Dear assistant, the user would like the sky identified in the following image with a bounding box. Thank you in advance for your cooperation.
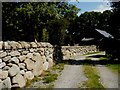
[69,1,112,16]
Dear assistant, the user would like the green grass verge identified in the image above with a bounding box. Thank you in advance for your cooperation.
[26,63,64,88]
[82,65,104,88]
[26,76,42,87]
[43,73,58,83]
[106,64,119,74]
[83,51,103,55]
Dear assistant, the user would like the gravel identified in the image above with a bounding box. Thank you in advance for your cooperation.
[96,65,118,88]
[54,64,87,88]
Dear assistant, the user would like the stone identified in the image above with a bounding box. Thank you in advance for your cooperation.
[0,41,3,50]
[9,51,20,56]
[47,58,53,68]
[3,56,11,62]
[32,53,41,61]
[0,81,3,90]
[19,63,25,69]
[12,73,26,88]
[0,79,2,83]
[19,41,30,49]
[29,48,34,52]
[30,42,37,48]
[26,53,33,59]
[7,63,14,67]
[24,58,34,70]
[20,70,25,75]
[8,64,20,77]
[18,55,26,62]
[2,77,11,88]
[9,41,17,49]
[24,71,34,80]
[33,58,43,76]
[0,70,8,79]
[43,62,49,70]
[0,62,6,69]
[22,50,29,55]
[0,59,2,63]
[4,42,10,49]
[10,57,19,64]
[41,56,46,63]
[0,52,7,58]
[3,66,10,70]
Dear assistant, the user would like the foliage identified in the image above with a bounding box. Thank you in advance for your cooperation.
[81,65,104,88]
[2,2,80,45]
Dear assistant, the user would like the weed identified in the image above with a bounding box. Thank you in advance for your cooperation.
[43,74,58,83]
[82,65,104,88]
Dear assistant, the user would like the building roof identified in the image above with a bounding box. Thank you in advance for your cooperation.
[81,38,95,41]
[95,29,114,39]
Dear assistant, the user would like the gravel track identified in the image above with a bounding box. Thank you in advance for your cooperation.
[54,65,87,88]
[96,65,118,88]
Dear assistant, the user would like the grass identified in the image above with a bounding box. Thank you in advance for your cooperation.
[51,63,64,71]
[43,73,58,83]
[25,62,65,88]
[84,51,103,55]
[26,76,42,87]
[81,65,104,88]
[99,56,119,73]
[106,64,119,74]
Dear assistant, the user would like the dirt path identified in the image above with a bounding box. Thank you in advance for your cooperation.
[54,65,87,88]
[54,52,118,88]
[96,65,118,88]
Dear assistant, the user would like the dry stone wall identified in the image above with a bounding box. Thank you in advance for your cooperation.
[0,41,98,89]
[0,41,54,89]
[62,45,98,59]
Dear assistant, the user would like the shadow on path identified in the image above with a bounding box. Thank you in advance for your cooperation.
[62,59,118,66]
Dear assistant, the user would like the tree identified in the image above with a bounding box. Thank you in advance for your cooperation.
[2,2,80,45]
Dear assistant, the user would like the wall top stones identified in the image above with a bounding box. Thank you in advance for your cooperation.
[0,41,53,50]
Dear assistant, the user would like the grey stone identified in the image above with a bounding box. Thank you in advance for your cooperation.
[19,63,25,69]
[0,62,6,69]
[8,64,20,77]
[33,58,43,76]
[19,41,30,49]
[41,56,46,63]
[7,63,13,67]
[0,81,3,90]
[9,51,20,56]
[26,53,33,59]
[0,59,2,63]
[0,70,8,79]
[3,66,10,70]
[43,62,49,70]
[18,55,26,62]
[0,79,2,83]
[24,71,34,80]
[29,48,34,52]
[16,42,22,49]
[47,58,53,68]
[20,70,25,75]
[12,73,26,88]
[0,52,7,58]
[4,42,10,49]
[24,58,34,70]
[0,41,3,50]
[30,42,37,48]
[22,51,29,55]
[10,57,19,64]
[2,77,11,88]
[32,53,41,61]
[3,56,11,62]
[9,41,17,49]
